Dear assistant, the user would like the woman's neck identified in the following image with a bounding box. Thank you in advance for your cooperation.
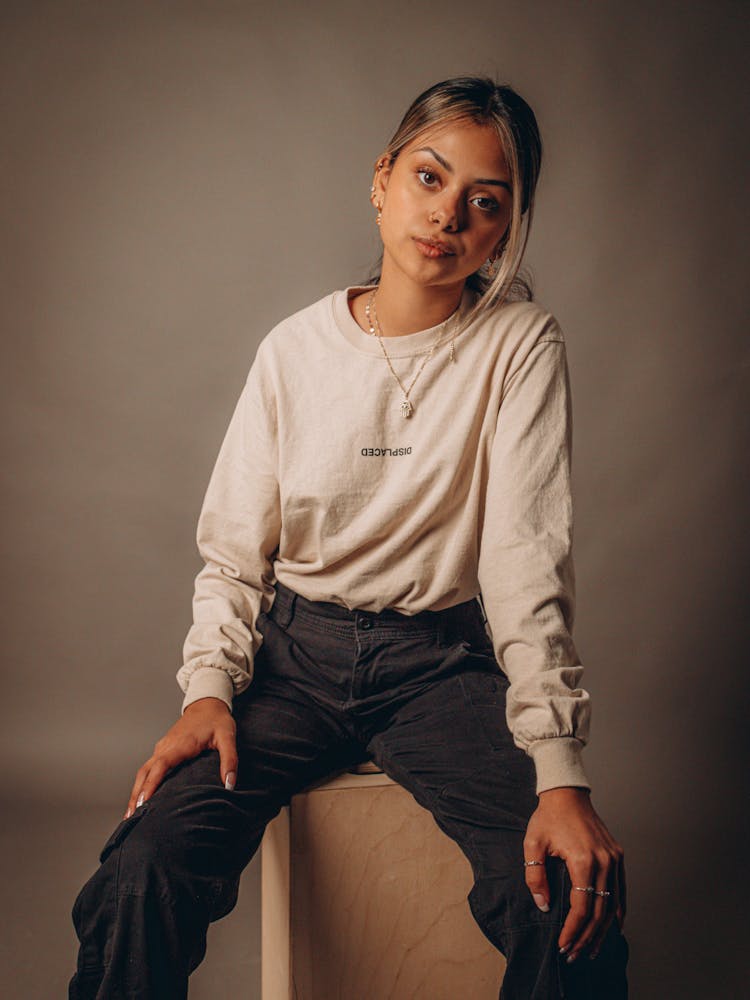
[354,259,466,337]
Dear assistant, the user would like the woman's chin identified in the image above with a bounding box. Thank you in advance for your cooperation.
[381,245,473,290]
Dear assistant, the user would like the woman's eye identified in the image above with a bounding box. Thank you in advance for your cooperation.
[472,196,499,212]
[416,169,439,187]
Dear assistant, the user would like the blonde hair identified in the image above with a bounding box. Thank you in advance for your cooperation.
[365,76,543,335]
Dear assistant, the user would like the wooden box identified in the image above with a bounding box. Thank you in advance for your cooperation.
[261,761,505,999]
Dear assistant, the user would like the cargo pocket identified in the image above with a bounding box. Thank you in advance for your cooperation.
[458,669,513,751]
[98,804,149,864]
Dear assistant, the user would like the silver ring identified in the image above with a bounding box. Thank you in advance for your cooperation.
[523,860,544,867]
[594,889,612,898]
[572,885,596,893]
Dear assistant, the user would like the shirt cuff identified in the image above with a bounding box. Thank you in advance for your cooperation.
[528,737,591,794]
[180,666,235,715]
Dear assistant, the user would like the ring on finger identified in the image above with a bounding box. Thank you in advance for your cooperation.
[572,885,596,893]
[523,860,544,867]
[594,889,612,897]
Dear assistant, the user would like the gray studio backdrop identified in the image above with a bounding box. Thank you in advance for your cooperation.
[1,2,746,997]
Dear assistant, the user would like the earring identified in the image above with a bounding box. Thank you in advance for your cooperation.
[376,202,382,226]
[486,256,498,276]
[370,159,384,199]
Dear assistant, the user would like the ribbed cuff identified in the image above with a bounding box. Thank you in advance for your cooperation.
[528,737,591,794]
[180,667,234,715]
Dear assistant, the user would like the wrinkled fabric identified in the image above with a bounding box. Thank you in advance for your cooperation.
[72,582,627,998]
[178,285,591,792]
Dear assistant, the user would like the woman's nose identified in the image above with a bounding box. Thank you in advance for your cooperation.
[430,193,464,231]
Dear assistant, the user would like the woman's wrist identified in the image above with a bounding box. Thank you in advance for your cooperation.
[537,785,592,802]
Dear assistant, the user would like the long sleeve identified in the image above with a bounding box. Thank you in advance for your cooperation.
[477,328,591,794]
[176,343,281,714]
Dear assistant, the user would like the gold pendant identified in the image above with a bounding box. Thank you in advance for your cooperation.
[401,398,413,418]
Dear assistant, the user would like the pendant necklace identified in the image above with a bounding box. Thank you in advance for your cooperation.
[364,289,458,418]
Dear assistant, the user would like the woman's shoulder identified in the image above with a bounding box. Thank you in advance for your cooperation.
[242,290,339,383]
[260,289,337,349]
[466,296,566,383]
[486,296,565,346]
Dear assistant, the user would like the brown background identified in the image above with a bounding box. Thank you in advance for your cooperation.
[1,1,747,996]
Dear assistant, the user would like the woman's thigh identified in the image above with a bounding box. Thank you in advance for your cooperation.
[360,659,575,974]
[70,653,368,996]
[364,659,537,853]
[95,658,366,902]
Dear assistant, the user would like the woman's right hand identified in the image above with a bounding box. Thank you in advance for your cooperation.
[124,697,239,819]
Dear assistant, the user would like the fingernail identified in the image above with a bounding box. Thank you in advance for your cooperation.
[125,808,132,819]
[532,893,549,912]
[559,944,570,955]
[566,952,578,964]
[224,771,236,791]
[136,793,145,808]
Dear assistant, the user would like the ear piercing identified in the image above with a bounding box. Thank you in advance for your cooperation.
[370,187,382,224]
[487,240,510,275]
[370,160,385,194]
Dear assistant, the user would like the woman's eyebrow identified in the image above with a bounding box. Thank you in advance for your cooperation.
[413,146,512,193]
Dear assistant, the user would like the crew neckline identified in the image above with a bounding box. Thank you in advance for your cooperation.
[332,284,476,358]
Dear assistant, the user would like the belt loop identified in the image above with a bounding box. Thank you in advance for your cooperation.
[476,591,488,625]
[287,588,298,628]
[273,581,297,630]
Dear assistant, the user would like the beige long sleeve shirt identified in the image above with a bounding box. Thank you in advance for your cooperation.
[177,284,592,793]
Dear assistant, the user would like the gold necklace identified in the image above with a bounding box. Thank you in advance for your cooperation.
[364,289,458,418]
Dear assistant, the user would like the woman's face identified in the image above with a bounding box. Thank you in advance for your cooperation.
[372,118,513,293]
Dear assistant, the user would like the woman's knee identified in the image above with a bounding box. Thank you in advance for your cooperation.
[467,854,568,944]
[92,755,227,889]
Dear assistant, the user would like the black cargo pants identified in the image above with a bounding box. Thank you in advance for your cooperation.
[69,580,628,998]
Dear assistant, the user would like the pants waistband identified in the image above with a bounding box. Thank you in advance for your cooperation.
[270,579,486,634]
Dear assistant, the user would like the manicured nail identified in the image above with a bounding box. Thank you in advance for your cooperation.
[136,793,145,808]
[532,893,549,912]
[224,771,236,791]
[559,944,570,955]
[566,952,578,964]
[125,808,132,819]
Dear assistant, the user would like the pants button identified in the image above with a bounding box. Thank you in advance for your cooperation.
[359,618,372,630]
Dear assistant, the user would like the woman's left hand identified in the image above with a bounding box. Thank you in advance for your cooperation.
[522,786,626,963]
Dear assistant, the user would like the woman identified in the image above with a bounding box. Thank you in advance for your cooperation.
[69,76,629,998]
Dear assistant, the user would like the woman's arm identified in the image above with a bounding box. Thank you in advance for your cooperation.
[124,346,281,817]
[478,325,590,792]
[477,319,625,959]
[177,342,282,713]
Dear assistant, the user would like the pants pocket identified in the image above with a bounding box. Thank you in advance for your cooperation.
[98,804,149,864]
[458,669,513,751]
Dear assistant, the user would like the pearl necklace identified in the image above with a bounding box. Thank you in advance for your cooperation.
[364,289,458,418]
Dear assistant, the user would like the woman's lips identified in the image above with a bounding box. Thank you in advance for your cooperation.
[413,237,456,258]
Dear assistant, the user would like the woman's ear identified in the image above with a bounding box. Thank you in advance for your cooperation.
[492,224,511,258]
[370,153,393,208]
